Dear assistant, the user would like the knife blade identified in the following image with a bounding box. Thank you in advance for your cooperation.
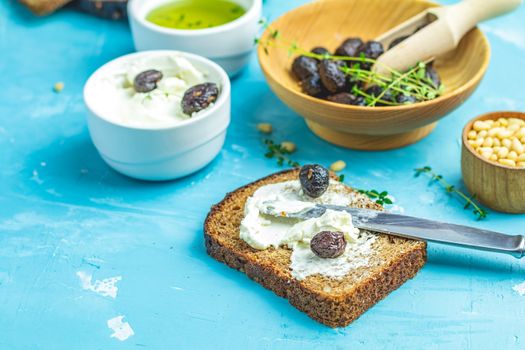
[286,204,525,258]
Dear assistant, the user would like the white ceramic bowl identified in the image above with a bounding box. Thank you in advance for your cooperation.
[84,50,231,181]
[128,0,262,77]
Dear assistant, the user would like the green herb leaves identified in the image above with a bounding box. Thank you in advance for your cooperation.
[264,139,300,168]
[414,166,488,220]
[357,189,393,206]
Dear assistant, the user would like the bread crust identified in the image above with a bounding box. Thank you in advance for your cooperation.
[204,169,426,327]
[19,0,72,15]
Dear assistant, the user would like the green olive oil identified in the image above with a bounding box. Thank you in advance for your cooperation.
[146,0,246,30]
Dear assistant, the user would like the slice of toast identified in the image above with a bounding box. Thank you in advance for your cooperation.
[204,169,426,327]
[19,0,72,16]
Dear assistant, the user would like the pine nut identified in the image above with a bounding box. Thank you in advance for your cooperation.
[509,118,525,126]
[516,127,525,139]
[330,160,346,172]
[481,152,492,159]
[482,137,493,147]
[53,82,64,93]
[497,147,509,159]
[473,121,490,131]
[512,139,524,154]
[499,159,516,167]
[257,123,273,134]
[280,141,296,153]
[497,129,512,139]
[488,127,501,137]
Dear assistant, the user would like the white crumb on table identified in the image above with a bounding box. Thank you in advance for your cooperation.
[77,271,121,299]
[512,281,525,296]
[107,316,134,341]
[30,170,43,185]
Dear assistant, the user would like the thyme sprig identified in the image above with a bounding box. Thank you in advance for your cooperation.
[264,139,300,167]
[414,166,488,220]
[356,189,393,206]
[261,134,393,205]
[256,24,444,107]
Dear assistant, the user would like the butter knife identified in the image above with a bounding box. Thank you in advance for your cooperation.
[264,204,525,258]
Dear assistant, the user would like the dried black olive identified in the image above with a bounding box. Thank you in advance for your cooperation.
[346,75,364,92]
[299,164,329,198]
[396,94,418,104]
[134,69,163,93]
[76,0,128,20]
[311,47,330,60]
[388,35,410,50]
[352,95,367,106]
[425,65,441,88]
[300,74,325,97]
[335,37,363,57]
[319,60,346,93]
[310,231,346,259]
[181,82,219,115]
[365,85,394,106]
[292,56,319,81]
[357,41,384,70]
[326,92,365,106]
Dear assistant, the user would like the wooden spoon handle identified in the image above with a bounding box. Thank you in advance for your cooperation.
[432,0,523,44]
[373,0,522,76]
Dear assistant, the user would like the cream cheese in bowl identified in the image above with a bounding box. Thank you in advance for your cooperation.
[94,53,215,128]
[84,50,231,181]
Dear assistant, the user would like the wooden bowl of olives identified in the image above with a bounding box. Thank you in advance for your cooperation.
[257,0,490,150]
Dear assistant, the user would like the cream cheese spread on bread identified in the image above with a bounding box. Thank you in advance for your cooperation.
[240,180,376,280]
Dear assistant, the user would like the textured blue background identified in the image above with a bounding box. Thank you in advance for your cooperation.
[1,0,525,349]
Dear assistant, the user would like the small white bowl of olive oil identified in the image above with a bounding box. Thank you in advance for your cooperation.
[128,0,262,77]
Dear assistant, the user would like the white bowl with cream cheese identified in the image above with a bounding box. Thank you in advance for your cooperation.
[128,0,262,77]
[84,50,230,181]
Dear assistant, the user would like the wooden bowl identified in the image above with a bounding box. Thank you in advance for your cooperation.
[258,0,491,150]
[461,112,525,214]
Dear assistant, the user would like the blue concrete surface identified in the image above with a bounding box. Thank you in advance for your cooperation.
[1,0,525,349]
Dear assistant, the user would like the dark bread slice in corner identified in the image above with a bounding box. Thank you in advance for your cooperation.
[204,169,427,327]
[19,0,72,15]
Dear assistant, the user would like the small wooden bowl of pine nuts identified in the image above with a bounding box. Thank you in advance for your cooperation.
[461,111,525,213]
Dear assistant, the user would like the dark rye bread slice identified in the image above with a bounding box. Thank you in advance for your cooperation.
[204,169,426,327]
